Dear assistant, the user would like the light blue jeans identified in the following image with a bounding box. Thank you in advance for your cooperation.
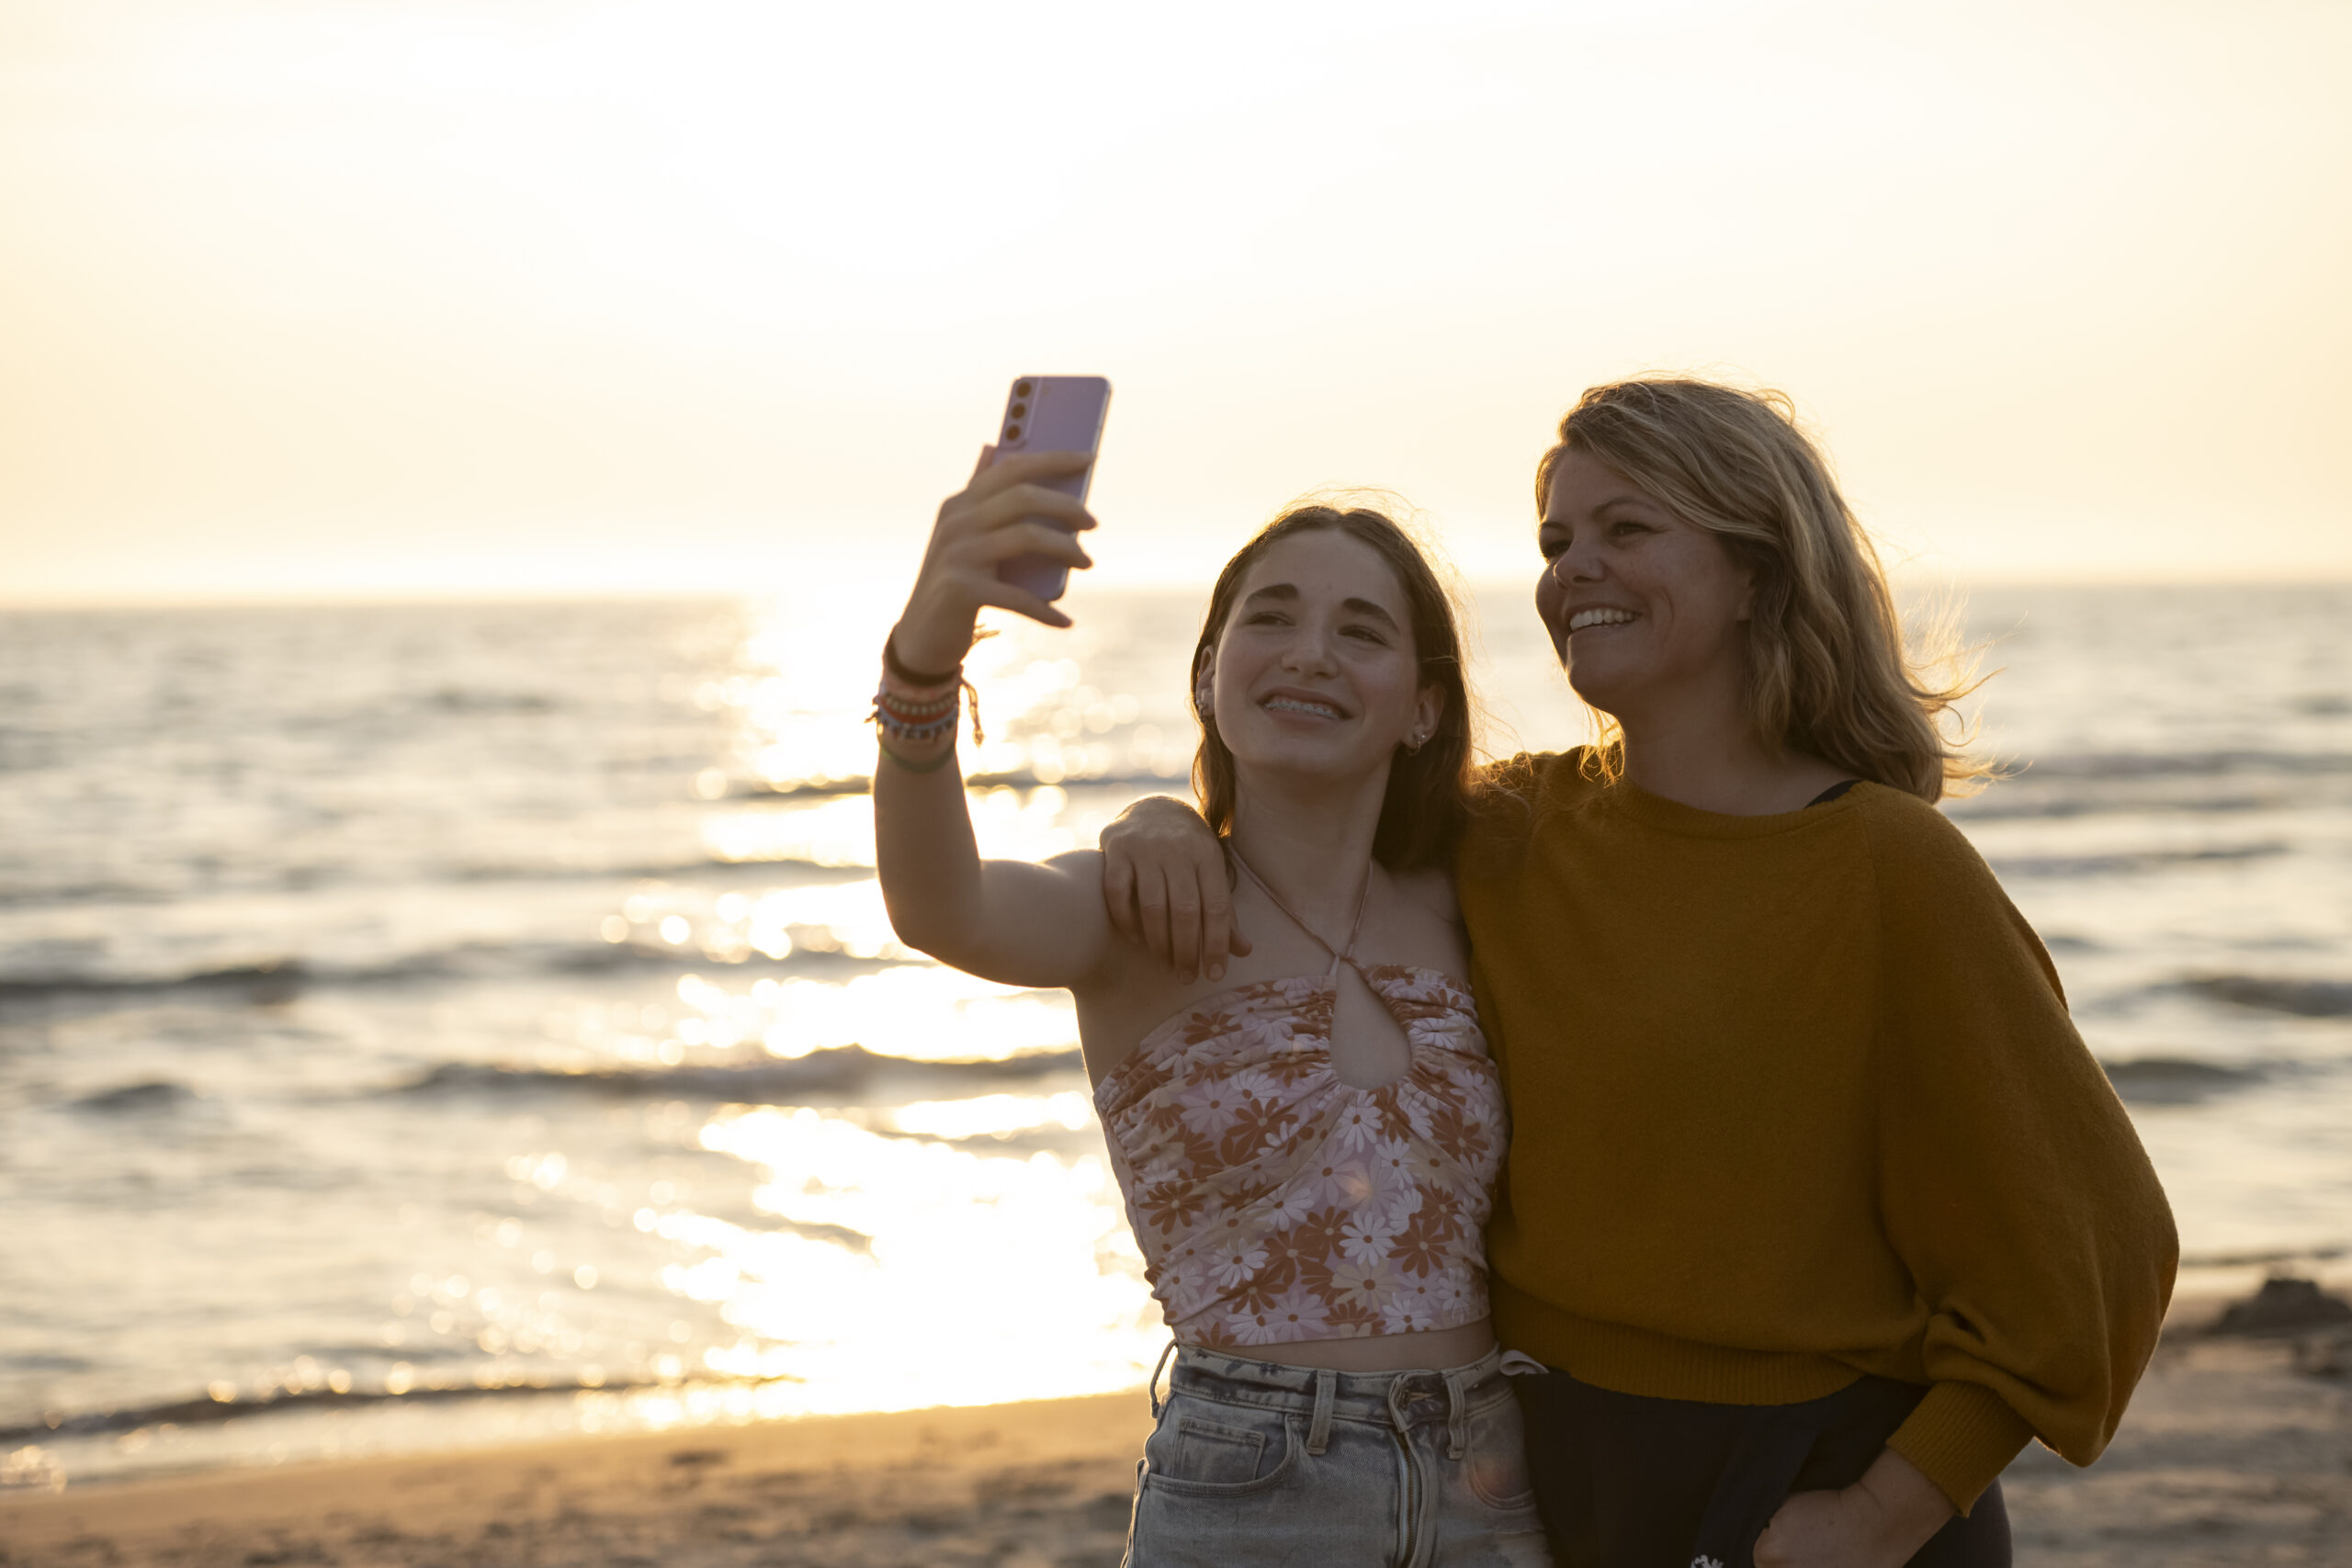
[1123,1344,1555,1567]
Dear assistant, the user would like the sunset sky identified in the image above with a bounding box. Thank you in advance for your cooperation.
[4,0,2347,603]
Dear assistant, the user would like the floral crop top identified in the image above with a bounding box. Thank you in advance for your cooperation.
[1092,964,1508,1348]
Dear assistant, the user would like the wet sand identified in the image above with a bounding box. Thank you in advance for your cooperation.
[6,1311,2348,1566]
[0,1393,1152,1568]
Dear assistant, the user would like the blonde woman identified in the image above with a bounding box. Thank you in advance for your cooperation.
[873,446,1551,1565]
[1103,379,2177,1568]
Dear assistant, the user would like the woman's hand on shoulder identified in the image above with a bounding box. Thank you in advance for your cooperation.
[1100,796,1250,985]
[891,446,1099,673]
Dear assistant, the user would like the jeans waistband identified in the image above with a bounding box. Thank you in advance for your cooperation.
[1151,1343,1524,1461]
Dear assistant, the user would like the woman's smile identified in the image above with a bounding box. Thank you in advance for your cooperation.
[1536,448,1753,722]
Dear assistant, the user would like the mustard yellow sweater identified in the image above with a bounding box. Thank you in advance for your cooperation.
[1457,753,2177,1511]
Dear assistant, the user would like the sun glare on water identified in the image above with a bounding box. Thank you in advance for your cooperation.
[680,1108,1159,1415]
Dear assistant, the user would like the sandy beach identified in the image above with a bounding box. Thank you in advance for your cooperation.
[7,1294,2348,1568]
[1,1392,1152,1567]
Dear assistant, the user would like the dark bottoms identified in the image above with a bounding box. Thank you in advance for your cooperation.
[1513,1369,2011,1568]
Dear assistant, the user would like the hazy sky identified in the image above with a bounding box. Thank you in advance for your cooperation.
[4,0,2347,603]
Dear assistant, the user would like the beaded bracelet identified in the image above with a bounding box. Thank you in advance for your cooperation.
[873,685,958,734]
[870,649,985,747]
[873,696,959,743]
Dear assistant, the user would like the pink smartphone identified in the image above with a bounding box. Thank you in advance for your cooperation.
[993,375,1111,603]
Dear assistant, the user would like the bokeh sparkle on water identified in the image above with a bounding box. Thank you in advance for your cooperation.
[1,583,2347,1491]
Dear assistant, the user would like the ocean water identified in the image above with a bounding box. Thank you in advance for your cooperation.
[1,582,2347,1494]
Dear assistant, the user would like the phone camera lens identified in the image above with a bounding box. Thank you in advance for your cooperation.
[1011,401,1029,419]
[1005,423,1023,441]
[1013,379,1034,397]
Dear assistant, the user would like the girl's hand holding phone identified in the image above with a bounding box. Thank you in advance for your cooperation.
[891,446,1098,676]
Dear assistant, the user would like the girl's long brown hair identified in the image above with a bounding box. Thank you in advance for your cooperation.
[1535,378,1987,801]
[1190,504,1477,869]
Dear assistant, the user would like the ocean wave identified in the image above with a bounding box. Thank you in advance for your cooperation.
[2039,933,2103,953]
[1949,792,2289,823]
[2099,1055,2268,1104]
[748,766,1185,799]
[1944,750,2352,821]
[447,855,867,886]
[0,1371,653,1447]
[0,960,315,1005]
[388,1043,1082,1102]
[0,879,177,908]
[1987,842,2287,878]
[0,851,866,908]
[69,1079,198,1114]
[422,686,560,716]
[2006,750,2352,781]
[2185,975,2352,1019]
[2177,1241,2350,1270]
[0,939,910,1010]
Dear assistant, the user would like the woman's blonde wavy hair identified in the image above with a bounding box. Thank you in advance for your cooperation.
[1535,378,1987,802]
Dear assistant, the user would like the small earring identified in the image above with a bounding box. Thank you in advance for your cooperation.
[1404,732,1426,754]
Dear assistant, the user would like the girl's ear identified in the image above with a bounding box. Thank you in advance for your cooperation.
[1413,682,1445,747]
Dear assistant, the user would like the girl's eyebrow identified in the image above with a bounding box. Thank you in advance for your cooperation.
[1241,582,1401,632]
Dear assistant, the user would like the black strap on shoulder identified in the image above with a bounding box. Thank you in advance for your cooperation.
[1805,779,1861,807]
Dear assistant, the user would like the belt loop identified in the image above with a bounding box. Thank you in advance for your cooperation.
[1306,1369,1337,1456]
[1442,1366,1473,1460]
[1147,1339,1178,1420]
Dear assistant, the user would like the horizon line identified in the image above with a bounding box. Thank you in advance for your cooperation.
[4,570,2349,613]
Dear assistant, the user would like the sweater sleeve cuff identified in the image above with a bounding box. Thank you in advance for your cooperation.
[1885,1381,2037,1514]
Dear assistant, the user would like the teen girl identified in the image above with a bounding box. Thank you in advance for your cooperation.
[870,446,1553,1567]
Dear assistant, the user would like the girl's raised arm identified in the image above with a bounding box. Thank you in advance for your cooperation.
[872,447,1113,989]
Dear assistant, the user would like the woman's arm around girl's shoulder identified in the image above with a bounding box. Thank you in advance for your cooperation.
[1851,783,2177,1512]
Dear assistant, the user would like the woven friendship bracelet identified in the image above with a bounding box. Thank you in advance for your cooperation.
[875,683,958,713]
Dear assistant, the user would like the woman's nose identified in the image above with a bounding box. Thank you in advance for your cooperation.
[1556,545,1602,584]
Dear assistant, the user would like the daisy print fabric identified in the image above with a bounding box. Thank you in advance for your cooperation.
[1094,965,1507,1348]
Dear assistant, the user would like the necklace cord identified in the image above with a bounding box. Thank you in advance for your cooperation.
[1224,842,1372,978]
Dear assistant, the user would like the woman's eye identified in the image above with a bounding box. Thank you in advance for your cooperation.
[1343,626,1387,644]
[1538,536,1568,559]
[1610,520,1651,539]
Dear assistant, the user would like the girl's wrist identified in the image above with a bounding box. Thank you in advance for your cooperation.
[888,610,970,680]
[885,627,966,687]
